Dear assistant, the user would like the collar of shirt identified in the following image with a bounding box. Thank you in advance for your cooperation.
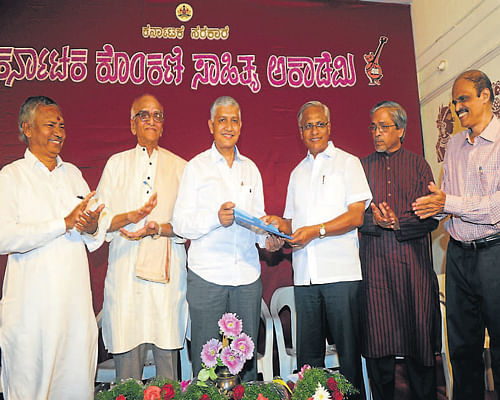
[465,115,500,144]
[306,140,335,162]
[375,147,403,159]
[24,148,64,172]
[135,143,158,160]
[209,141,242,165]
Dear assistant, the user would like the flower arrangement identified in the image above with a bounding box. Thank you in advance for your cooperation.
[95,377,187,400]
[181,379,227,400]
[198,313,255,381]
[94,365,359,400]
[233,382,287,400]
[291,366,359,400]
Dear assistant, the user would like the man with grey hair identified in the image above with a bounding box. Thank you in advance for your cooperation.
[173,96,278,381]
[414,70,500,399]
[0,96,104,399]
[96,94,188,382]
[263,100,371,395]
[359,101,440,400]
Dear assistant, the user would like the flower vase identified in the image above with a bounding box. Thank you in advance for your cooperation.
[215,365,241,397]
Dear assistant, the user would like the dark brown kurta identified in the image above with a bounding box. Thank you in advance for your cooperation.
[359,148,441,366]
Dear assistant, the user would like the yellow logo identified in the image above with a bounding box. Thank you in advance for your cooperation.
[176,3,193,22]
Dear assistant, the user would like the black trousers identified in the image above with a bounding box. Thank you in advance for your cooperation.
[446,239,500,400]
[294,281,364,397]
[366,356,436,400]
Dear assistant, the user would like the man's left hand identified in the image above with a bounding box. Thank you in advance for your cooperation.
[412,181,446,219]
[265,235,284,252]
[75,203,105,234]
[372,202,400,230]
[120,221,159,240]
[288,225,318,247]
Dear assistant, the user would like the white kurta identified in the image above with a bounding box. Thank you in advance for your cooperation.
[0,149,99,400]
[96,145,188,353]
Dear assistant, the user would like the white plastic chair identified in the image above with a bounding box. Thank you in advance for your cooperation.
[180,314,193,381]
[439,286,453,400]
[179,339,193,381]
[257,299,274,381]
[269,286,339,378]
[269,286,371,398]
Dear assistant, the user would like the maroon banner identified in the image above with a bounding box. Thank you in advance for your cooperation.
[0,0,420,311]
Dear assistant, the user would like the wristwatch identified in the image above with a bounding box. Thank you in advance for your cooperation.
[152,224,162,239]
[319,223,326,239]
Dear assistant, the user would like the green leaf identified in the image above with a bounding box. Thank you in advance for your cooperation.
[209,368,218,380]
[198,368,211,382]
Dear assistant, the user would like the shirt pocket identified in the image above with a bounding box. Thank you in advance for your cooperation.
[316,172,346,218]
[236,184,256,213]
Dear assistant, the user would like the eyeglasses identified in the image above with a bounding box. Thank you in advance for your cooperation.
[369,124,396,133]
[301,121,329,131]
[133,110,164,123]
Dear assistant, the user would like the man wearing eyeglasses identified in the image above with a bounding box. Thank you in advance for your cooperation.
[263,101,371,396]
[96,94,188,381]
[172,96,280,381]
[413,70,500,400]
[359,101,440,400]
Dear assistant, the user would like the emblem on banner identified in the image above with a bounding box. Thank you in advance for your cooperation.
[363,36,388,86]
[435,80,500,162]
[176,3,193,22]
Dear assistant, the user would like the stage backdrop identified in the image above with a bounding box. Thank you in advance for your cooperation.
[0,0,421,312]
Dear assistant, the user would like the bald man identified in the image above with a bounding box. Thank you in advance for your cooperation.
[96,94,188,381]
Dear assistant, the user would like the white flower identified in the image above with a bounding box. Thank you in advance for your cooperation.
[313,383,331,400]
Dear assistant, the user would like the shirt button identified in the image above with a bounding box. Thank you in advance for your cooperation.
[387,166,390,170]
[147,176,150,180]
[147,190,150,194]
[388,180,391,184]
[388,193,392,197]
[143,148,146,151]
[149,162,152,166]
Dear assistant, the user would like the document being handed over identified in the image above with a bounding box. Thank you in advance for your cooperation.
[233,207,293,240]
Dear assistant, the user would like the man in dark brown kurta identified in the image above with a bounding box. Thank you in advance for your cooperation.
[359,101,441,400]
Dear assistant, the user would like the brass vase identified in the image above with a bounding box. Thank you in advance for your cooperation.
[215,365,241,397]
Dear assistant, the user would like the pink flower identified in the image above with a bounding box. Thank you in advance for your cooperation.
[201,338,222,368]
[231,333,255,360]
[180,380,191,393]
[233,384,245,400]
[218,313,242,337]
[200,394,210,400]
[144,385,162,400]
[161,383,175,400]
[220,346,245,375]
[298,364,311,380]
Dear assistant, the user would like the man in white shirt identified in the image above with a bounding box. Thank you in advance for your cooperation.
[96,94,188,381]
[264,101,372,394]
[172,96,276,381]
[0,96,104,399]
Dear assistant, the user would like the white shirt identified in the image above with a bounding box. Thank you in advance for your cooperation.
[0,149,98,400]
[172,143,266,286]
[283,141,372,285]
[96,145,188,353]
